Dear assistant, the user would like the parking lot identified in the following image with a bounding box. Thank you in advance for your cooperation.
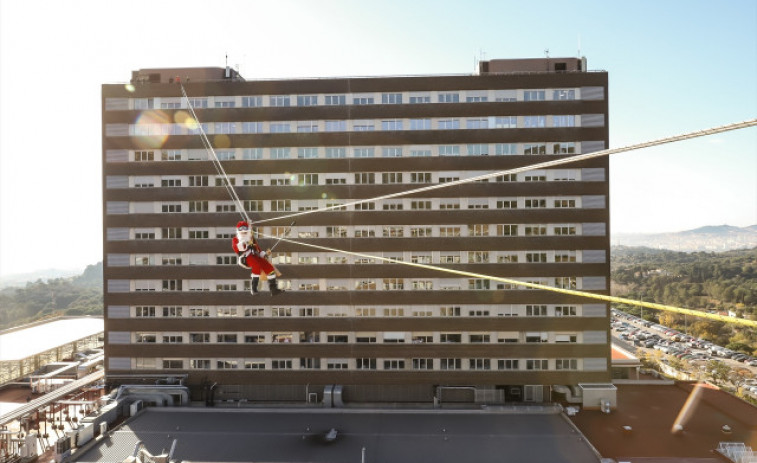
[610,308,757,397]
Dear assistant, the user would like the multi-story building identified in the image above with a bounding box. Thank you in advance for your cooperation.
[102,57,610,404]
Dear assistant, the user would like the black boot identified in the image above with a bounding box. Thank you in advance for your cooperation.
[269,279,283,296]
[250,277,260,295]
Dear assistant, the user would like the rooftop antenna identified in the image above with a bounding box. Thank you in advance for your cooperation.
[544,48,550,58]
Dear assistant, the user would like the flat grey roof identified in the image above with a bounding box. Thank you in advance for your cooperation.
[74,407,601,463]
[0,317,103,361]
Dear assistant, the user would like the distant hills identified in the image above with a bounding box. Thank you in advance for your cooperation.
[612,225,757,252]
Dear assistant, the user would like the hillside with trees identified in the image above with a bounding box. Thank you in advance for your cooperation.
[611,246,756,353]
[0,262,103,329]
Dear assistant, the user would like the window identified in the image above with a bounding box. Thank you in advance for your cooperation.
[469,279,490,290]
[297,95,318,106]
[498,359,519,370]
[410,148,432,157]
[353,96,375,105]
[469,334,490,343]
[382,93,402,104]
[470,359,491,370]
[325,120,346,132]
[161,227,182,239]
[556,359,578,370]
[440,358,461,370]
[135,306,155,317]
[162,306,183,317]
[438,92,459,103]
[383,278,404,290]
[466,95,488,102]
[553,89,575,100]
[160,178,179,187]
[525,198,547,208]
[135,150,154,162]
[438,145,460,156]
[411,280,433,290]
[271,360,293,369]
[297,148,319,159]
[439,227,460,237]
[189,175,208,187]
[190,332,210,343]
[498,253,518,263]
[467,118,489,129]
[188,229,209,239]
[526,253,547,263]
[326,147,346,158]
[440,200,460,209]
[270,95,290,107]
[383,201,403,211]
[162,279,182,291]
[353,121,375,132]
[382,226,404,237]
[355,173,375,184]
[526,305,548,316]
[353,147,374,157]
[382,172,402,184]
[381,120,403,131]
[215,122,236,134]
[555,277,577,289]
[526,359,548,370]
[468,251,489,263]
[524,116,546,128]
[383,360,405,370]
[412,358,433,370]
[269,123,291,133]
[241,96,263,107]
[244,360,266,369]
[163,359,183,369]
[524,226,547,236]
[524,144,546,155]
[553,115,575,127]
[355,280,377,290]
[468,224,489,236]
[410,172,432,183]
[410,201,432,210]
[496,200,517,209]
[553,142,576,154]
[271,200,291,212]
[382,147,403,158]
[162,334,183,343]
[524,90,545,101]
[324,95,346,105]
[555,306,577,316]
[189,307,209,317]
[440,253,460,263]
[326,226,348,238]
[356,358,376,370]
[467,144,489,155]
[438,119,460,130]
[409,119,432,130]
[554,226,577,236]
[524,175,546,182]
[495,116,517,129]
[410,227,432,237]
[217,333,238,343]
[354,228,375,238]
[245,200,263,211]
[297,121,319,132]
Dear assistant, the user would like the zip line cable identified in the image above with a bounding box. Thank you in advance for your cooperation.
[254,118,757,224]
[257,234,757,329]
[179,84,250,224]
[176,83,756,326]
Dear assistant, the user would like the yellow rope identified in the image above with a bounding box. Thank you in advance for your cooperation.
[263,235,757,329]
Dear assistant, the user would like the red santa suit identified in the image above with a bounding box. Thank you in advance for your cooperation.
[232,221,281,295]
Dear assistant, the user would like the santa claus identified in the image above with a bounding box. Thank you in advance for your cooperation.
[232,221,282,295]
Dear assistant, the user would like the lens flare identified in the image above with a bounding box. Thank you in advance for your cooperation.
[671,382,705,433]
[214,134,231,149]
[134,110,171,149]
[124,84,135,93]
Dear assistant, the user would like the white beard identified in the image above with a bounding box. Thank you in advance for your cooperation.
[237,230,251,242]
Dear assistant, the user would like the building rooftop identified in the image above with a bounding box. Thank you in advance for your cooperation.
[0,317,103,361]
[74,406,602,463]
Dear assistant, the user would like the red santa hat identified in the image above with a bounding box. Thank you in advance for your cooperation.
[236,221,250,230]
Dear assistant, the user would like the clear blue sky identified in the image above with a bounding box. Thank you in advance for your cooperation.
[0,0,755,277]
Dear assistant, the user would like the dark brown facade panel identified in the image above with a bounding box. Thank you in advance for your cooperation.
[103,290,606,309]
[104,368,610,386]
[105,315,607,333]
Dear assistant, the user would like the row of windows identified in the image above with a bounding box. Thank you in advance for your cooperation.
[127,249,591,267]
[130,304,583,318]
[122,197,590,215]
[125,168,588,188]
[131,357,583,371]
[124,115,587,138]
[121,276,591,292]
[118,223,596,241]
[124,141,583,162]
[120,88,584,111]
[131,330,583,344]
